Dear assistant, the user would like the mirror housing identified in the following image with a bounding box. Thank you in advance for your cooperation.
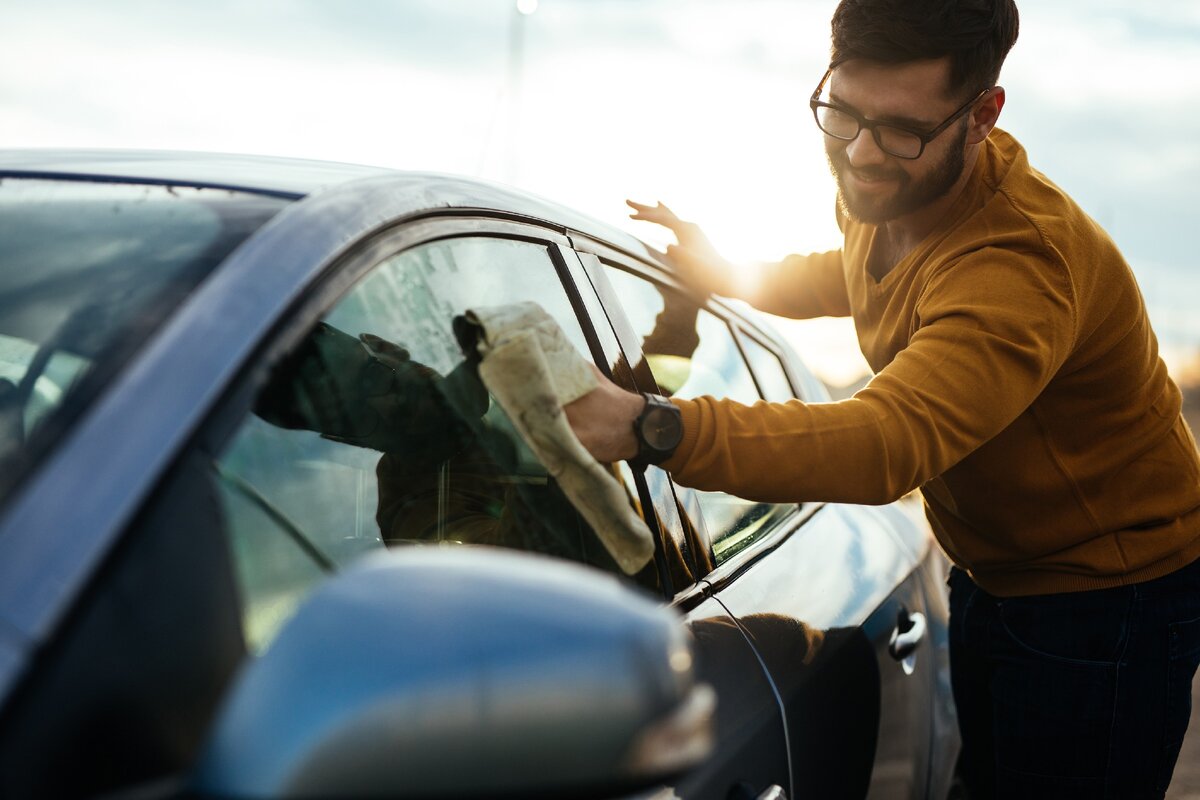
[192,547,713,798]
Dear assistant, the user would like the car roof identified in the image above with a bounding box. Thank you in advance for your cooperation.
[0,147,792,374]
[0,149,393,199]
[0,148,660,263]
[0,148,796,359]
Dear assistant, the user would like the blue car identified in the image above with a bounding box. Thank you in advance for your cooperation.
[0,150,959,799]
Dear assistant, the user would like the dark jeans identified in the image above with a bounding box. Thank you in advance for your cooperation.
[949,559,1200,799]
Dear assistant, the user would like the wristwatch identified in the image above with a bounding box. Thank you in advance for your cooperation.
[631,392,684,469]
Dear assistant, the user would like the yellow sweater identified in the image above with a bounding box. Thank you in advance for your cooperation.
[663,129,1200,596]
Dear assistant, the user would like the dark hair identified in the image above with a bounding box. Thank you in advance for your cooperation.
[830,0,1019,99]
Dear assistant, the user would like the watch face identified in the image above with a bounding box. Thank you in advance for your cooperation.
[642,405,683,450]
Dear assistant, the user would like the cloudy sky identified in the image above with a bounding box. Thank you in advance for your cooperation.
[4,0,1197,383]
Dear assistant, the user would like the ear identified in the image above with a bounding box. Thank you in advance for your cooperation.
[967,87,1005,145]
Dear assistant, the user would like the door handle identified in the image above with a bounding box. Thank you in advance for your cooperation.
[888,610,927,661]
[727,782,788,800]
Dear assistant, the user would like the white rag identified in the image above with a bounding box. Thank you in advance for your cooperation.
[465,302,655,575]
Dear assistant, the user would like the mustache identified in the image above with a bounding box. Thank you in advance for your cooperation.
[827,150,905,183]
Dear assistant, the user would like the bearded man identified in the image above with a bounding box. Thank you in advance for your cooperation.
[565,0,1200,797]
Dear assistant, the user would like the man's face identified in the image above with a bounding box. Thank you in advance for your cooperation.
[822,59,972,225]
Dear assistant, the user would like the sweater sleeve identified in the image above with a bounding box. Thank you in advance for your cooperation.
[662,248,1077,504]
[740,249,851,319]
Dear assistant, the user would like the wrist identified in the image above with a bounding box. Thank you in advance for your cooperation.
[618,390,645,461]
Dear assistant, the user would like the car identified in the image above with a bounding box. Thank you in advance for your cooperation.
[0,149,959,799]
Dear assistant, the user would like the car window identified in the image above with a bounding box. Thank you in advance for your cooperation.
[0,179,289,505]
[601,266,795,565]
[214,236,659,652]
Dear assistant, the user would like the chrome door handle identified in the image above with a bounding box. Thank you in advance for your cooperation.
[728,782,788,800]
[888,610,927,661]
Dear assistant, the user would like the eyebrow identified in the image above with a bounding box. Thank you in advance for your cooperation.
[827,91,934,130]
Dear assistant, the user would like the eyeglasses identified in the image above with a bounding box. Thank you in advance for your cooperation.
[809,69,992,160]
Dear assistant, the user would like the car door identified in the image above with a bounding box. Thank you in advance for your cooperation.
[195,216,791,799]
[577,245,940,799]
[562,247,792,800]
[736,322,953,799]
[727,324,939,799]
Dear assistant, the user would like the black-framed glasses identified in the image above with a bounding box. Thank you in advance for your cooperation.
[809,69,992,160]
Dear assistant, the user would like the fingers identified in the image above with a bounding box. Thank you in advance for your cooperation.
[627,199,676,223]
[625,198,656,216]
[626,199,682,229]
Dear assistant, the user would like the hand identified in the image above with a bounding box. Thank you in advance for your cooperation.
[563,365,645,464]
[626,199,737,296]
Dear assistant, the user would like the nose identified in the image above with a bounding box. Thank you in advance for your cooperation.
[844,127,887,168]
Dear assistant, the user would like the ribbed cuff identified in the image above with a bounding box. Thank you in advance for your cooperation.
[660,397,702,476]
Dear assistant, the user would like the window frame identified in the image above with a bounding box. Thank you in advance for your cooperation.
[568,238,822,588]
[195,214,683,598]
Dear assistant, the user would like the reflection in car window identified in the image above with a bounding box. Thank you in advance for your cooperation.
[215,237,658,652]
[0,179,289,506]
[602,266,794,565]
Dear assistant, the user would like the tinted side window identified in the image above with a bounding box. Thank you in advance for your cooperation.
[602,266,794,565]
[215,236,657,652]
[739,333,797,403]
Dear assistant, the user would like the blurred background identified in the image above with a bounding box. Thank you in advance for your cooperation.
[4,0,1198,400]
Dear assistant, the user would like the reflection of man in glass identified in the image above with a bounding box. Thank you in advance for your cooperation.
[615,286,702,396]
[253,321,679,586]
[255,321,551,550]
[565,1,1200,796]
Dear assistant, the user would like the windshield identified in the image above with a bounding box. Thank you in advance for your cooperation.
[0,177,290,503]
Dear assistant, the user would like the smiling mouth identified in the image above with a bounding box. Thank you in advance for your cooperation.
[848,169,899,185]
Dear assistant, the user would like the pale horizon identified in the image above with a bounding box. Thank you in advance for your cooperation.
[5,0,1197,385]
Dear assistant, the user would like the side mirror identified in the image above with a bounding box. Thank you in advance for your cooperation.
[192,547,714,798]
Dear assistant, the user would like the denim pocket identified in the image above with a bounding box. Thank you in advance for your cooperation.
[990,632,1120,782]
[998,591,1133,666]
[1169,614,1200,661]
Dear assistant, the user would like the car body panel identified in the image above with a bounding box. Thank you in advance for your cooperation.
[709,502,946,799]
[672,595,792,799]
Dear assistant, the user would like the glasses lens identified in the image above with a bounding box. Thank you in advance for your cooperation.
[876,126,923,159]
[815,106,858,140]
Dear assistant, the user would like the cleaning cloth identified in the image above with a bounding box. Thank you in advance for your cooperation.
[464,301,655,575]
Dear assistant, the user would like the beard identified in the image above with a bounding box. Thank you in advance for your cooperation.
[827,121,969,225]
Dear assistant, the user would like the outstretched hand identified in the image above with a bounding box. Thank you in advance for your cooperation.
[626,199,737,297]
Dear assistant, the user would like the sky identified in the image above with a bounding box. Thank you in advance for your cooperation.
[3,0,1198,385]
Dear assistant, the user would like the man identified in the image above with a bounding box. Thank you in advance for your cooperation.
[565,0,1200,797]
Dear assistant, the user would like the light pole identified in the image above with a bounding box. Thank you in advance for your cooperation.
[504,0,538,184]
